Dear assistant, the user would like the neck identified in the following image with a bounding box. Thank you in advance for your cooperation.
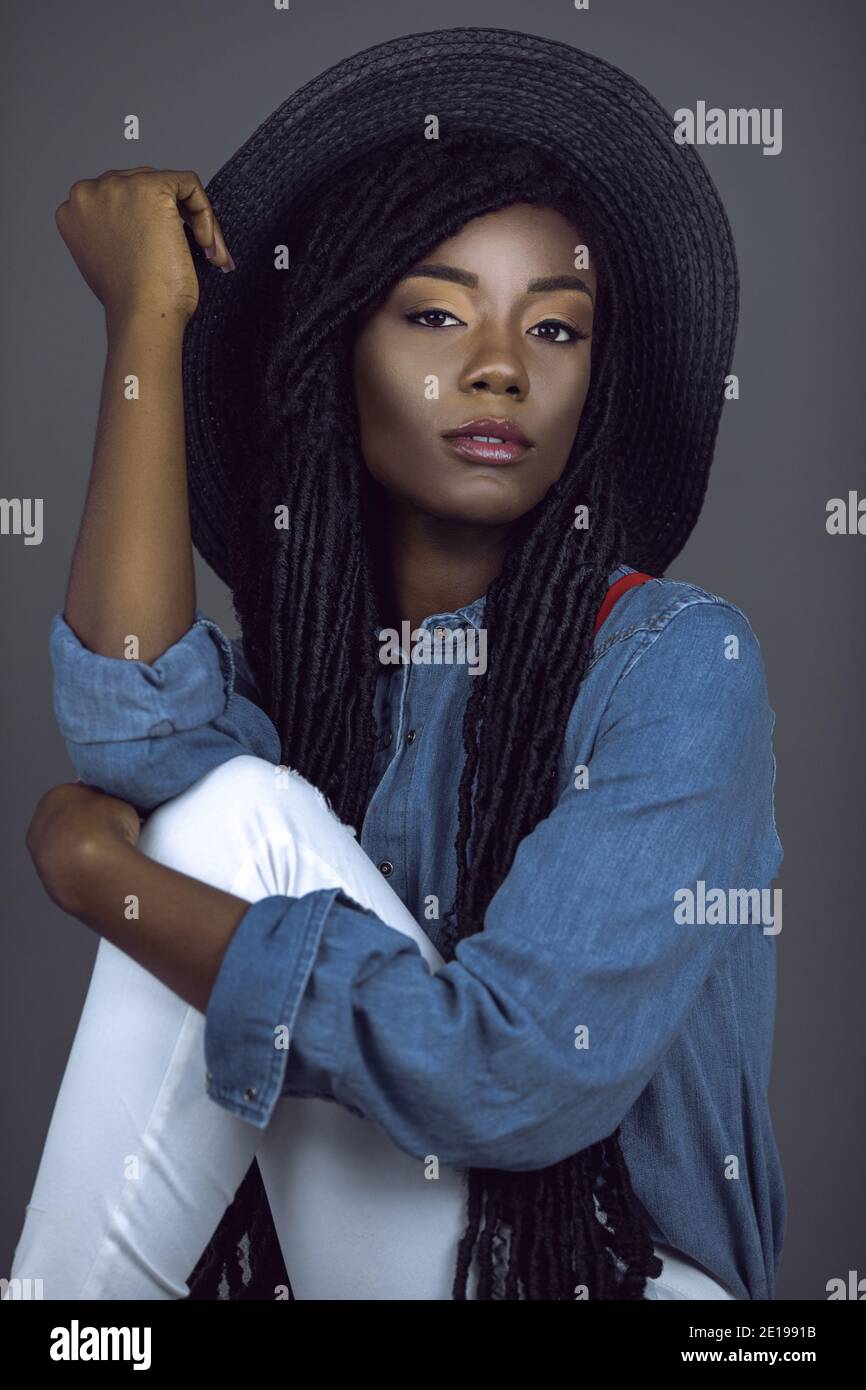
[375,497,514,634]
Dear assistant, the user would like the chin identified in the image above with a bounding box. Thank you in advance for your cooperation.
[416,472,536,522]
[419,490,531,527]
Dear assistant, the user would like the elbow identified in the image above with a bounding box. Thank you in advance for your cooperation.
[63,736,240,814]
[59,707,280,813]
[63,741,179,813]
[420,1057,638,1174]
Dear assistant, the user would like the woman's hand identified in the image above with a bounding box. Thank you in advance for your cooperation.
[26,782,249,1013]
[54,167,234,327]
[26,782,143,915]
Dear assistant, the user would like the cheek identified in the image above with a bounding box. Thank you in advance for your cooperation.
[547,355,592,447]
[353,327,418,433]
[353,345,433,494]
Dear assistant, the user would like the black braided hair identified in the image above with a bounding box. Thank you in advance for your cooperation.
[187,128,664,1301]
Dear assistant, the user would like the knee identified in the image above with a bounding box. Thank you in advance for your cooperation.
[137,754,357,889]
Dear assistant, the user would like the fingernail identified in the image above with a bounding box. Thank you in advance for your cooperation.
[220,253,236,273]
[205,238,218,260]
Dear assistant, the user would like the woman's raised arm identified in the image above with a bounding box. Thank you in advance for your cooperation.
[56,167,233,663]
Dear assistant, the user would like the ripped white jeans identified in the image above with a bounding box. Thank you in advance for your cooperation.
[5,755,735,1301]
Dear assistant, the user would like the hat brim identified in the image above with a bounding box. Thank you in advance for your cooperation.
[182,25,738,584]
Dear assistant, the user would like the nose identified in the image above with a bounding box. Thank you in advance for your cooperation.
[457,334,530,399]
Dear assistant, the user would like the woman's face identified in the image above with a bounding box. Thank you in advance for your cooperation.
[351,201,597,527]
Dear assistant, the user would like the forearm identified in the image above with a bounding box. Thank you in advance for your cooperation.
[66,835,249,1014]
[64,306,195,663]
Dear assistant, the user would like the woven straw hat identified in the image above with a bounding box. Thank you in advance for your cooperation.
[181,25,738,584]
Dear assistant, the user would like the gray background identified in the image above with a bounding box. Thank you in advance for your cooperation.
[2,0,863,1301]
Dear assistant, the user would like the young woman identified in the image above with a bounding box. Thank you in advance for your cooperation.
[7,29,784,1301]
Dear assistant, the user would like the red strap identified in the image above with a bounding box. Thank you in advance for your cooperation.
[593,571,655,637]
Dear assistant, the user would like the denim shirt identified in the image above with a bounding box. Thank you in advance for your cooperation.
[48,564,785,1301]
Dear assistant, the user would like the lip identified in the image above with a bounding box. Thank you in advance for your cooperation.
[441,416,534,465]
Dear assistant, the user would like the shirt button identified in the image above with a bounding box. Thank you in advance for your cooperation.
[406,729,417,745]
[379,860,394,877]
[243,1086,258,1101]
[148,719,175,737]
[382,731,393,747]
[206,1071,213,1084]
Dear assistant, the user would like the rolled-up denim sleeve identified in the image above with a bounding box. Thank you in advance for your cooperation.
[204,600,783,1170]
[49,607,281,811]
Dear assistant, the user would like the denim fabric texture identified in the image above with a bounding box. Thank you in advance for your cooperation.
[48,563,785,1301]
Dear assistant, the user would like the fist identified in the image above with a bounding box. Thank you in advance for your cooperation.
[55,166,234,325]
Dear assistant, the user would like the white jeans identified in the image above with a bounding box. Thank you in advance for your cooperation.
[5,755,735,1302]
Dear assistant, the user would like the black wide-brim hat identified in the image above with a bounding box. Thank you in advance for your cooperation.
[182,25,738,585]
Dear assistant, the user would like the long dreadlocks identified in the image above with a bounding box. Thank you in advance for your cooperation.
[187,128,664,1300]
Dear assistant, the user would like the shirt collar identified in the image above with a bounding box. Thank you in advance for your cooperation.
[371,564,632,639]
[372,593,486,639]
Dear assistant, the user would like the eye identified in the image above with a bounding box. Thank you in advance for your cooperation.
[405,308,464,328]
[528,319,590,345]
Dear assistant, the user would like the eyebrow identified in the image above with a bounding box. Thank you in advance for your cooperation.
[400,263,594,302]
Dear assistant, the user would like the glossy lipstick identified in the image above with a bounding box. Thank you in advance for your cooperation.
[441,416,533,465]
